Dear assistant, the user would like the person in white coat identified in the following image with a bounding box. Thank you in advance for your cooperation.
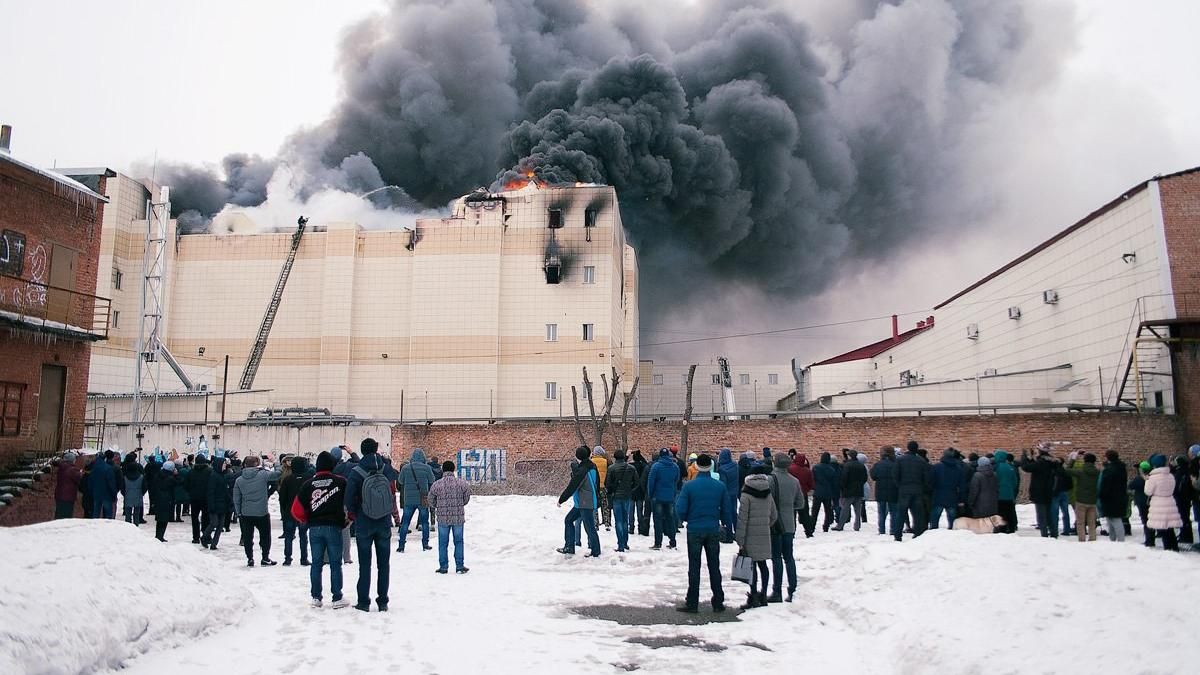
[1144,454,1181,551]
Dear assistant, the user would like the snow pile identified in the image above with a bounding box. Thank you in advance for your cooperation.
[0,519,250,674]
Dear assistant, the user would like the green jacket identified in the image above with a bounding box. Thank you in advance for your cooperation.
[1066,461,1100,504]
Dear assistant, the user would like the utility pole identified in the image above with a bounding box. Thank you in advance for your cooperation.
[214,355,228,450]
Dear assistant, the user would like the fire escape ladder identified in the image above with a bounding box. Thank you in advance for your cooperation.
[238,216,307,390]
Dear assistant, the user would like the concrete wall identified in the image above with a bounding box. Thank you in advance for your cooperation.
[95,423,394,459]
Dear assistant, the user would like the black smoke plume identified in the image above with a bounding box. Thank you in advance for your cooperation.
[160,0,1068,329]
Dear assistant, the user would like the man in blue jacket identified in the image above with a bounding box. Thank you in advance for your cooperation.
[716,449,740,543]
[345,438,399,612]
[930,448,966,529]
[811,452,839,533]
[646,448,681,550]
[675,453,728,613]
[557,446,601,557]
[397,448,435,553]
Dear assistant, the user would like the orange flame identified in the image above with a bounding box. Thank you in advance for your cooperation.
[502,169,538,191]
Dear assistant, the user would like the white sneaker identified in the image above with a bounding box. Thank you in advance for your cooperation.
[331,598,349,610]
[310,598,322,608]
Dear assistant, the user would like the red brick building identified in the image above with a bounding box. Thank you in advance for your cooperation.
[0,135,110,469]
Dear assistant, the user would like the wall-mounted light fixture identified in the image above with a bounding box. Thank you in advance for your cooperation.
[198,347,206,356]
[1122,252,1137,264]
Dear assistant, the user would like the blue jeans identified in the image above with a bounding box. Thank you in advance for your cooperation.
[770,531,797,595]
[929,504,957,529]
[398,504,429,550]
[437,523,465,571]
[356,518,392,608]
[878,501,900,535]
[93,498,115,519]
[651,500,676,547]
[1052,492,1072,531]
[563,507,600,555]
[283,515,308,563]
[308,525,343,601]
[612,498,632,550]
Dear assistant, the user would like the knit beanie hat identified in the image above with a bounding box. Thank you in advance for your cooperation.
[593,445,606,456]
[977,457,992,468]
[576,446,591,462]
[857,453,867,463]
[330,446,343,461]
[315,451,336,473]
[1149,454,1167,468]
[162,461,176,472]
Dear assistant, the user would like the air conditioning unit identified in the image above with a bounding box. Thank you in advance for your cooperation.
[197,384,210,392]
[899,370,918,386]
[1043,289,1059,304]
[1008,306,1021,320]
[983,368,998,377]
[966,323,980,340]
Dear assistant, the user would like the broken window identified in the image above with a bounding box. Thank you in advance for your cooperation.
[582,323,594,342]
[584,209,597,227]
[547,208,563,229]
[543,255,562,284]
[583,266,595,284]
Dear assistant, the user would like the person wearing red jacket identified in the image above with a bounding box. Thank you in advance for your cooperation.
[788,453,815,537]
[54,452,83,519]
[291,451,349,609]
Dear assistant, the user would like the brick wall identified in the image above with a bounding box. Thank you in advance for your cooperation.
[1159,169,1200,440]
[0,160,105,468]
[391,413,1187,493]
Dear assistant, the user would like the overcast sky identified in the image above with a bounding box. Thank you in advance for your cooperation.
[2,0,1198,364]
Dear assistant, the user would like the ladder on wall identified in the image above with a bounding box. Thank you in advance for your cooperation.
[238,216,307,390]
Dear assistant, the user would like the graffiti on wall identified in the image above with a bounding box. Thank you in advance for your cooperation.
[455,447,506,483]
[1,230,26,276]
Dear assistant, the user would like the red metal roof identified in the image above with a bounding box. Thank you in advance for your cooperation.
[935,165,1200,310]
[809,323,932,367]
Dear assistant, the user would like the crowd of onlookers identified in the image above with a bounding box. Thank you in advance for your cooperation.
[50,439,1199,613]
[555,441,1200,612]
[50,440,472,611]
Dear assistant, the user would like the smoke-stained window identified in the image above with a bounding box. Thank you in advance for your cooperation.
[583,266,595,284]
[582,323,594,341]
[584,209,597,227]
[545,323,557,342]
[547,208,563,229]
[711,374,720,385]
[112,268,123,290]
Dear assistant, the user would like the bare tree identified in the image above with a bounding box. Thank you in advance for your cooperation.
[597,368,621,445]
[619,375,640,453]
[570,385,587,448]
[680,364,697,456]
[582,366,599,443]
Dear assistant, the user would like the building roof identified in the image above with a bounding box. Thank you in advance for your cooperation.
[935,164,1200,310]
[809,323,932,367]
[0,152,107,202]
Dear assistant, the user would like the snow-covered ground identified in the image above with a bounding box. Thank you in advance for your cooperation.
[1,498,1193,675]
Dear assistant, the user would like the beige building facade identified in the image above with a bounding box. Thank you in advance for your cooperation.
[86,182,639,422]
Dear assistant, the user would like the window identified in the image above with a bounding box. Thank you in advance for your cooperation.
[739,374,750,385]
[652,374,664,385]
[582,323,594,341]
[712,374,721,385]
[111,310,120,329]
[584,209,598,227]
[583,266,595,284]
[768,373,779,385]
[545,323,557,342]
[0,381,24,437]
[111,268,123,290]
[545,382,557,400]
[547,208,563,229]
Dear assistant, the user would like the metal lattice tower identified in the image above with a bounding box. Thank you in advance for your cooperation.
[131,187,171,451]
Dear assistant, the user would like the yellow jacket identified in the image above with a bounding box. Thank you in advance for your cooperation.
[592,455,609,486]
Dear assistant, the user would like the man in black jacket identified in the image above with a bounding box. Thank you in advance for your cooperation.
[630,450,648,536]
[833,452,868,531]
[870,447,900,536]
[896,441,930,541]
[557,446,601,557]
[1020,448,1061,538]
[278,456,309,566]
[606,450,640,552]
[186,455,212,545]
[292,451,349,609]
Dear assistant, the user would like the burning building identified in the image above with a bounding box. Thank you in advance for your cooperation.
[86,182,638,431]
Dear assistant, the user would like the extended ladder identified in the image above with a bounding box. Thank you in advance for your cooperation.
[238,216,307,390]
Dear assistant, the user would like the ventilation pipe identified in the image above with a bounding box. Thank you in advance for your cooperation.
[891,314,899,341]
[0,125,11,154]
